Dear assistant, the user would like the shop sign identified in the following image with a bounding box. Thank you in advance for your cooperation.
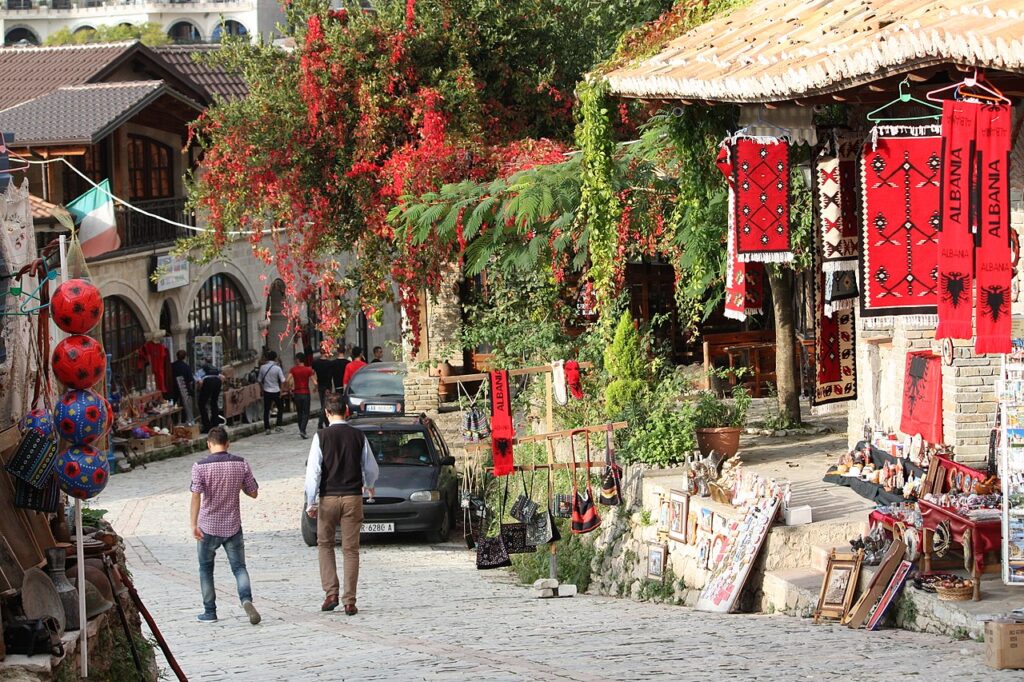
[150,254,190,292]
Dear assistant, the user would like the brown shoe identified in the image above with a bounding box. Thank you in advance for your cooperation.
[344,604,358,616]
[321,595,339,612]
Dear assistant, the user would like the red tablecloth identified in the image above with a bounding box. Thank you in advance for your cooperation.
[918,499,1000,574]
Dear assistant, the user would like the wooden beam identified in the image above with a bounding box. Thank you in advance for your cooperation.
[464,421,628,453]
[437,361,594,385]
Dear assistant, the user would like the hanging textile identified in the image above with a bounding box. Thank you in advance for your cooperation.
[900,351,943,445]
[718,143,767,321]
[936,100,979,340]
[744,263,765,315]
[860,129,942,324]
[732,136,793,263]
[974,104,1013,355]
[489,369,514,476]
[816,136,861,316]
[0,179,38,423]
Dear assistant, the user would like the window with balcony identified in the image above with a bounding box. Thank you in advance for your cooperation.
[63,144,109,201]
[128,135,173,201]
[102,295,147,393]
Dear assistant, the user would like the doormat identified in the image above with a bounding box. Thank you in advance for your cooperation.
[860,129,942,324]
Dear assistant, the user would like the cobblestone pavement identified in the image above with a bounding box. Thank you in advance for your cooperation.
[102,428,1007,681]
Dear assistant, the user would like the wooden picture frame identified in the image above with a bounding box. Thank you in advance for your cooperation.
[699,508,714,533]
[712,512,727,536]
[646,543,667,581]
[814,549,863,623]
[866,560,913,631]
[668,490,689,543]
[657,496,671,534]
[921,459,943,497]
[687,512,699,545]
[845,538,905,629]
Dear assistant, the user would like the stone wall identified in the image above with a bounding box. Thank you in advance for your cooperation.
[404,371,440,415]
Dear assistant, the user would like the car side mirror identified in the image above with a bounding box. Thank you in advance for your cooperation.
[441,456,456,466]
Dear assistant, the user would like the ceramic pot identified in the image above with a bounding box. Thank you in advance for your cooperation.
[695,427,741,458]
[44,547,80,631]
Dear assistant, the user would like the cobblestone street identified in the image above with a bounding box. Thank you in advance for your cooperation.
[102,429,1005,681]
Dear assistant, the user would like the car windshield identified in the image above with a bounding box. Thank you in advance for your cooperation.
[349,370,404,396]
[364,431,433,466]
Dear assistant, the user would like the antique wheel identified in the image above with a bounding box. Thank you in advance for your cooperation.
[933,520,951,559]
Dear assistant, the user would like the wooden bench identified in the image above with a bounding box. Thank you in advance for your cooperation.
[702,330,776,396]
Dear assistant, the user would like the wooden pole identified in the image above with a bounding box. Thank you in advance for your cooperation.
[76,499,87,678]
[547,439,557,581]
[437,362,594,385]
[544,373,554,433]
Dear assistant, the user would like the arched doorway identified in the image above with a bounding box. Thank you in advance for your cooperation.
[4,27,39,46]
[188,274,250,367]
[265,279,294,370]
[167,20,201,44]
[212,20,248,42]
[102,296,147,393]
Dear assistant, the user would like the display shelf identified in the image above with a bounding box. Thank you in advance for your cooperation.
[1000,346,1024,586]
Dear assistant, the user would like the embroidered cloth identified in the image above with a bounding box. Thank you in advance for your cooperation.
[974,104,1012,354]
[732,137,792,263]
[900,352,942,445]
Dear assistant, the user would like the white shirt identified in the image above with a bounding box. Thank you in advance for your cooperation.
[304,419,380,507]
[258,361,286,393]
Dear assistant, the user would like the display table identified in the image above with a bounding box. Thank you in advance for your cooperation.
[918,498,1001,601]
[823,442,926,504]
[223,384,261,420]
[115,407,182,434]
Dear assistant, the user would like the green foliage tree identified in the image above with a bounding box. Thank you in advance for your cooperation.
[44,22,171,46]
[604,312,649,416]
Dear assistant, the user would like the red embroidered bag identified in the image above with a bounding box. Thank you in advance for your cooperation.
[570,430,601,534]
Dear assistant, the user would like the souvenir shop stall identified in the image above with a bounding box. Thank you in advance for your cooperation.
[0,223,179,677]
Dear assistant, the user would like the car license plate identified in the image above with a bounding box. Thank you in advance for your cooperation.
[361,522,394,533]
[366,404,397,413]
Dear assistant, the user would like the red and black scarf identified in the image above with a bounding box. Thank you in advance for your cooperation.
[489,370,514,476]
[860,130,942,323]
[732,137,793,263]
[937,100,978,339]
[900,351,943,445]
[974,104,1012,354]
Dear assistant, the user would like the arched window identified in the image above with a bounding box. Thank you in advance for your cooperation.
[167,21,201,44]
[212,20,247,42]
[128,135,173,200]
[189,274,249,364]
[4,27,39,45]
[102,296,147,393]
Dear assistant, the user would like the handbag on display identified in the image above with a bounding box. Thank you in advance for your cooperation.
[499,479,535,554]
[3,617,63,657]
[598,424,622,507]
[475,535,511,569]
[14,473,60,513]
[554,493,573,519]
[510,470,539,523]
[525,469,558,545]
[5,428,57,490]
[570,430,602,534]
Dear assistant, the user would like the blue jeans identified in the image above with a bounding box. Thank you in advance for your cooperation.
[197,530,252,615]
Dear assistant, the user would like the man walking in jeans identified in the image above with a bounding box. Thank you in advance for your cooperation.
[287,354,316,439]
[189,426,261,624]
[304,395,378,614]
[258,351,286,434]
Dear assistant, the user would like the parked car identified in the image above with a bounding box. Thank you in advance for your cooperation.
[344,362,406,416]
[301,415,458,545]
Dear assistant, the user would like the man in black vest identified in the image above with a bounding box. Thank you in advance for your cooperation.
[303,394,379,614]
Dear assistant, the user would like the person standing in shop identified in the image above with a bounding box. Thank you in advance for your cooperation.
[171,350,195,420]
[190,426,261,625]
[342,346,367,388]
[258,351,287,435]
[287,354,317,439]
[304,394,378,615]
[197,358,224,434]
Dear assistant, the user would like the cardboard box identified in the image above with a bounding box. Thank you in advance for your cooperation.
[784,505,813,526]
[127,438,154,455]
[150,434,172,449]
[985,621,1024,670]
[173,424,201,441]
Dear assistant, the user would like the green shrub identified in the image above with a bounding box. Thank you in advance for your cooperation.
[690,385,751,429]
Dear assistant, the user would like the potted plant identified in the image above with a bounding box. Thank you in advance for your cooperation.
[691,386,750,458]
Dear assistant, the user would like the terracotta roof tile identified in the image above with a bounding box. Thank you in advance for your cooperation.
[605,0,1024,102]
[151,44,248,101]
[0,42,138,111]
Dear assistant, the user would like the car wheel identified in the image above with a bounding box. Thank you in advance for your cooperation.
[301,507,318,547]
[426,504,451,544]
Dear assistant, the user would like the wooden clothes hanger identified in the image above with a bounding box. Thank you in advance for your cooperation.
[867,78,942,123]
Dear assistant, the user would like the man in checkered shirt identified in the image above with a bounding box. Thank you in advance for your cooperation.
[189,426,261,624]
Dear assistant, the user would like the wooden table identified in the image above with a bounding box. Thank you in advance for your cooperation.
[918,499,1001,601]
[223,384,261,420]
[722,341,776,397]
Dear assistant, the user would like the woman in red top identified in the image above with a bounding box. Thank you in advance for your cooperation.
[342,346,367,388]
[287,354,317,439]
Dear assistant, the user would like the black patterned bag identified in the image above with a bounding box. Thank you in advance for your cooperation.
[14,473,60,513]
[598,425,622,507]
[5,429,57,490]
[475,536,511,569]
[510,470,538,522]
[499,478,534,554]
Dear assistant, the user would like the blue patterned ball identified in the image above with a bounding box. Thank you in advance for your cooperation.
[53,389,109,445]
[55,445,109,500]
[19,408,54,437]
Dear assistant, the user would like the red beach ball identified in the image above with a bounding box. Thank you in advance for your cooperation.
[52,335,106,390]
[50,279,103,334]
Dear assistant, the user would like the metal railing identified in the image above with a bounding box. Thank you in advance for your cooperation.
[117,197,192,251]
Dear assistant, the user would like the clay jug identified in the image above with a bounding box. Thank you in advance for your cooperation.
[44,547,80,631]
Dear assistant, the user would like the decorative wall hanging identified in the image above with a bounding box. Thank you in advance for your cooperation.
[812,265,857,414]
[731,137,793,263]
[860,129,942,324]
[816,135,861,316]
[936,100,979,340]
[900,351,943,445]
[488,370,514,476]
[973,104,1012,354]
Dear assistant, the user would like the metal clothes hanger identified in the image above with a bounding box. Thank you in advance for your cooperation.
[867,78,942,123]
[734,106,792,139]
[926,69,1010,105]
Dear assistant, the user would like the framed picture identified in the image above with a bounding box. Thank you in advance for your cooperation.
[668,490,689,543]
[646,543,667,581]
[710,533,729,569]
[687,512,698,545]
[866,560,913,631]
[697,537,712,570]
[657,496,671,533]
[712,512,728,536]
[814,549,864,623]
[699,508,714,533]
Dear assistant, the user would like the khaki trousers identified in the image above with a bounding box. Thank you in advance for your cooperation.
[317,495,363,605]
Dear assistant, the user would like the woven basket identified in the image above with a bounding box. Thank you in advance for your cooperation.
[936,583,973,601]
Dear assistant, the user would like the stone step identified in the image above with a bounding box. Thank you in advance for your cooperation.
[810,544,837,574]
[762,567,823,618]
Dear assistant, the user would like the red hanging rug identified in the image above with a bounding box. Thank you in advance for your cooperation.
[489,369,514,476]
[732,137,793,263]
[900,351,942,445]
[718,143,765,320]
[860,130,942,323]
[974,104,1013,354]
[936,100,979,340]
